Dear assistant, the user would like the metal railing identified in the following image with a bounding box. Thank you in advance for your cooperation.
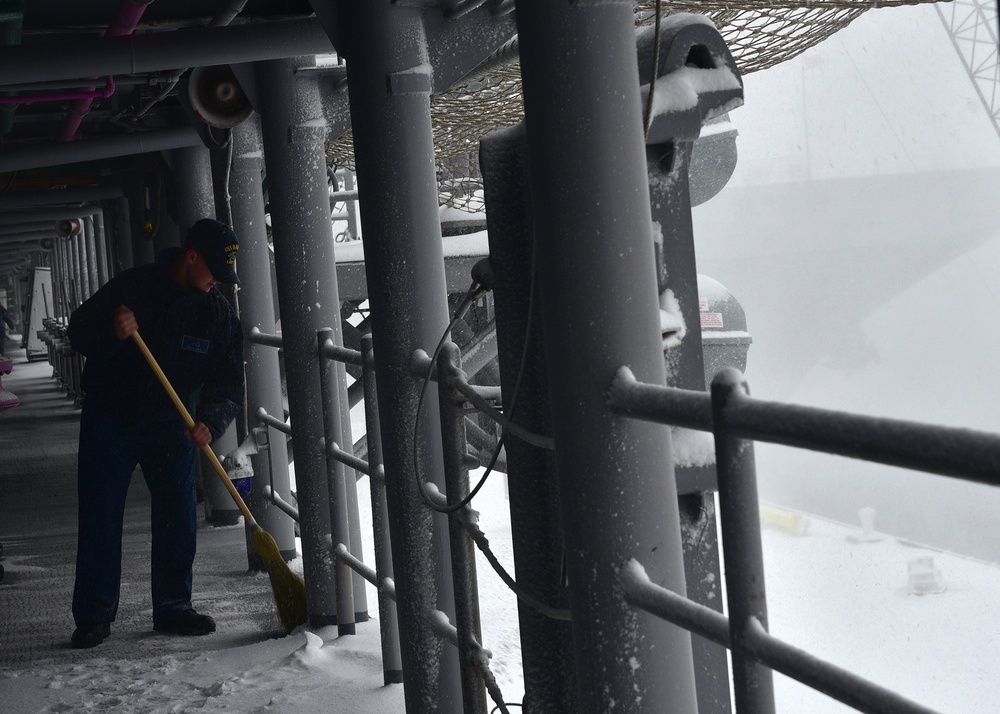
[244,310,998,713]
[608,364,1000,714]
[246,324,404,684]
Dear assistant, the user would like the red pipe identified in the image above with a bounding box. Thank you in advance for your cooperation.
[58,0,152,142]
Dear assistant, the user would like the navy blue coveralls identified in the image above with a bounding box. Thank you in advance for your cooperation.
[67,248,244,627]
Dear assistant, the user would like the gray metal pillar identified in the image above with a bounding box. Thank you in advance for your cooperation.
[172,144,216,240]
[82,216,99,297]
[650,121,734,714]
[51,238,66,321]
[230,116,297,564]
[70,233,83,307]
[59,236,72,316]
[515,1,699,711]
[255,56,343,627]
[479,125,578,713]
[172,142,235,519]
[93,210,109,287]
[113,196,134,273]
[129,178,155,266]
[639,20,743,710]
[335,2,463,708]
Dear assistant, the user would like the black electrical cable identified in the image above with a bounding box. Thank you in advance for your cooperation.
[412,283,489,514]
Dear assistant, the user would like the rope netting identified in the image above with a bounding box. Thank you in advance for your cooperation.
[326,0,940,212]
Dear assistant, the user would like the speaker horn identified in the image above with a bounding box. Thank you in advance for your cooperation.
[55,218,82,237]
[188,65,254,129]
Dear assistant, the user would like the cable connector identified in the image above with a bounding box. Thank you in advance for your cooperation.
[470,257,495,294]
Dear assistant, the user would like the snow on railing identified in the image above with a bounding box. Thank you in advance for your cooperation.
[608,365,1000,714]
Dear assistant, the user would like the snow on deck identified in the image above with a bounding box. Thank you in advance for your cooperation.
[2,357,998,712]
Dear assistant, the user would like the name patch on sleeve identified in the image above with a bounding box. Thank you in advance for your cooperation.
[181,335,210,353]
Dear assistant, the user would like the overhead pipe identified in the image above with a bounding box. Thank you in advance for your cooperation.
[0,220,58,237]
[0,124,202,173]
[0,75,149,93]
[0,18,335,86]
[59,0,153,142]
[111,0,250,125]
[0,206,102,225]
[0,185,122,210]
[0,230,57,244]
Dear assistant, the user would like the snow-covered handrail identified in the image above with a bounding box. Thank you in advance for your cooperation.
[611,365,974,713]
[609,365,1000,487]
[621,560,940,714]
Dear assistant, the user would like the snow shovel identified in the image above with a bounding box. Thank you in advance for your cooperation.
[131,330,307,632]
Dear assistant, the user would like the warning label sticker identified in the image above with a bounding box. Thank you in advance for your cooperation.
[699,297,709,312]
[701,312,724,329]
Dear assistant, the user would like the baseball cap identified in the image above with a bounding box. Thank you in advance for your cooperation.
[186,218,240,285]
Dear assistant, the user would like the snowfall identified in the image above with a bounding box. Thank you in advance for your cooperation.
[4,3,1000,712]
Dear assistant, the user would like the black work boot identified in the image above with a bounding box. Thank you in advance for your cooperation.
[71,623,111,649]
[153,609,216,636]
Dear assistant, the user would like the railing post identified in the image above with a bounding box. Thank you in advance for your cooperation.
[361,333,404,684]
[711,367,776,714]
[319,327,357,636]
[437,341,488,713]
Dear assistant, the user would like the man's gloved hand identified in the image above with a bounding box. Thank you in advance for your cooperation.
[185,422,213,448]
[113,305,137,340]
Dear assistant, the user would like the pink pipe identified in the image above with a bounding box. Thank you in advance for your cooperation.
[0,76,115,105]
[58,0,152,142]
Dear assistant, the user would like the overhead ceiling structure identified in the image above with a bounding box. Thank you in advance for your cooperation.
[0,0,944,291]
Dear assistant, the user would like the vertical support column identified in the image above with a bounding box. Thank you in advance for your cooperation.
[479,125,578,712]
[172,141,235,519]
[113,196,134,273]
[170,145,215,247]
[515,1,699,710]
[127,177,155,267]
[334,2,463,708]
[93,210,110,287]
[62,235,74,315]
[70,233,83,307]
[361,333,403,684]
[255,56,346,627]
[639,19,742,708]
[229,116,297,564]
[82,216,99,297]
[60,236,73,316]
[49,239,62,321]
[712,368,775,714]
